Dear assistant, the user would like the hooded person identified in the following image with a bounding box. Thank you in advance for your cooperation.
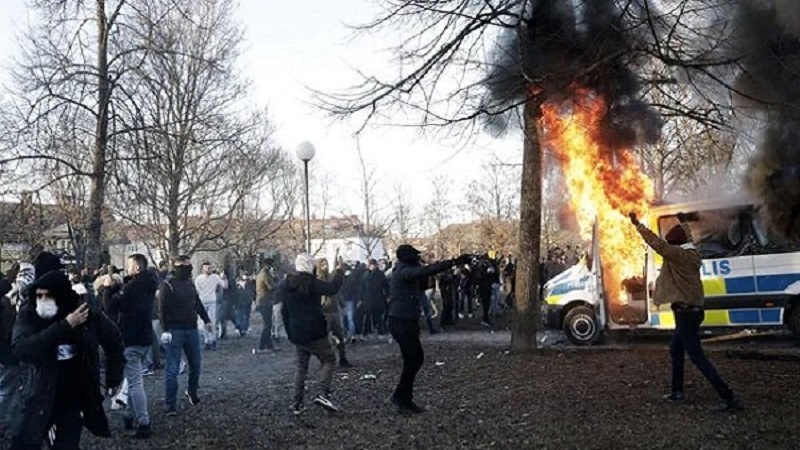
[9,269,125,449]
[0,263,31,444]
[317,257,350,367]
[387,245,472,414]
[281,253,344,415]
[631,212,740,412]
[32,251,63,281]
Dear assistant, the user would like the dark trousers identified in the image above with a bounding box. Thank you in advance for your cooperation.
[389,317,423,405]
[11,401,82,450]
[671,309,733,399]
[440,288,455,326]
[362,306,386,335]
[258,304,275,350]
[217,299,238,338]
[294,338,336,405]
[479,285,492,323]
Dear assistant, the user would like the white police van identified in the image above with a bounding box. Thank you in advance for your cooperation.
[542,197,800,345]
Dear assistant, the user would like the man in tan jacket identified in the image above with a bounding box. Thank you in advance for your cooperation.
[253,265,276,354]
[631,212,739,412]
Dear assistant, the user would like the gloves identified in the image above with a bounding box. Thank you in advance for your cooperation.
[628,212,640,226]
[160,332,173,345]
[454,254,473,266]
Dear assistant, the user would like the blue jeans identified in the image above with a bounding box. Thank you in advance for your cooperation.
[165,329,202,409]
[236,302,252,333]
[344,300,357,336]
[419,292,436,333]
[124,346,150,426]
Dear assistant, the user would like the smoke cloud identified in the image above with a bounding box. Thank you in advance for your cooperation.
[731,0,800,239]
[483,0,662,151]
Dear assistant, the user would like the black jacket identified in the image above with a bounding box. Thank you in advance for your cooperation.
[102,270,158,347]
[158,275,212,331]
[359,269,389,309]
[388,260,455,320]
[281,271,343,345]
[11,271,125,441]
[0,296,17,365]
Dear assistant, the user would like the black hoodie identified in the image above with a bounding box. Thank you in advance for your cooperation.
[102,269,158,347]
[281,271,343,345]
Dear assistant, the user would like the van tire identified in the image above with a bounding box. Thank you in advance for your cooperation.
[562,305,600,346]
[788,303,800,337]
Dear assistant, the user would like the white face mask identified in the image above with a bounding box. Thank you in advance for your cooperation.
[36,299,58,319]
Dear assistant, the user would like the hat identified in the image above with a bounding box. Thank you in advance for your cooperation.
[396,244,421,264]
[665,224,689,245]
[295,253,316,274]
[33,251,64,279]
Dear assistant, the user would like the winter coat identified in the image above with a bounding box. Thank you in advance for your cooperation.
[316,259,337,313]
[102,270,158,347]
[158,275,212,331]
[388,260,455,320]
[359,269,389,310]
[281,271,343,345]
[11,270,125,441]
[255,268,273,308]
[636,223,704,307]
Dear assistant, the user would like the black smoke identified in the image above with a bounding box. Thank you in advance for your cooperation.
[731,0,800,239]
[482,0,662,151]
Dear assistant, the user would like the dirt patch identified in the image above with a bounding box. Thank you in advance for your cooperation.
[83,319,800,450]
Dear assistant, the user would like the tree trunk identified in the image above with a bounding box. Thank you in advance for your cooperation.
[510,99,543,353]
[86,0,110,269]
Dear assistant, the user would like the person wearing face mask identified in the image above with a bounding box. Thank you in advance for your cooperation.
[387,245,472,414]
[158,256,213,416]
[631,212,740,413]
[9,268,125,450]
[0,263,28,446]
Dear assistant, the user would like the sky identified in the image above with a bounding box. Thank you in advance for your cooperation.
[0,0,523,225]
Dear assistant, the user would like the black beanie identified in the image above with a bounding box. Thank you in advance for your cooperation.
[33,251,64,280]
[664,224,689,245]
[396,245,421,264]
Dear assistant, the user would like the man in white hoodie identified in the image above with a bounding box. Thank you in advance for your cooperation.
[194,262,227,350]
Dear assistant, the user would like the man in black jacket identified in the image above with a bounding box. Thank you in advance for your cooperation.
[10,269,125,450]
[388,245,471,414]
[359,259,389,337]
[281,253,344,415]
[158,256,213,416]
[103,254,158,439]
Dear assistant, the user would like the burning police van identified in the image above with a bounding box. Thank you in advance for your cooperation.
[542,197,800,345]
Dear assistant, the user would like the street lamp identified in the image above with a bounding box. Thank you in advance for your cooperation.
[296,141,316,253]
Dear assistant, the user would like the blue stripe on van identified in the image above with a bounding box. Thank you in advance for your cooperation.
[724,277,756,294]
[760,309,781,323]
[650,314,660,326]
[755,274,800,292]
[729,309,760,324]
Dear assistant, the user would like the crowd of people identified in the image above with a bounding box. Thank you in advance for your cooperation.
[0,247,516,448]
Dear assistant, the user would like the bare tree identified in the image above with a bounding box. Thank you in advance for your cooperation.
[110,0,291,258]
[390,181,418,245]
[2,0,143,268]
[346,141,393,259]
[423,175,453,260]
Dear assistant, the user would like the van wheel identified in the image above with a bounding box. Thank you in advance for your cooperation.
[562,305,600,346]
[788,303,800,337]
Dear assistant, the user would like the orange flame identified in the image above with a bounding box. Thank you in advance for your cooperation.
[541,89,654,319]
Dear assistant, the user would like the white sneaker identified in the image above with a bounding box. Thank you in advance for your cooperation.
[313,394,340,412]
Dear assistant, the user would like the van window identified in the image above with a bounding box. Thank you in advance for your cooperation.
[658,205,800,258]
[658,207,752,259]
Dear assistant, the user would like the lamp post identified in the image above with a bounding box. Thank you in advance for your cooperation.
[296,141,316,253]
